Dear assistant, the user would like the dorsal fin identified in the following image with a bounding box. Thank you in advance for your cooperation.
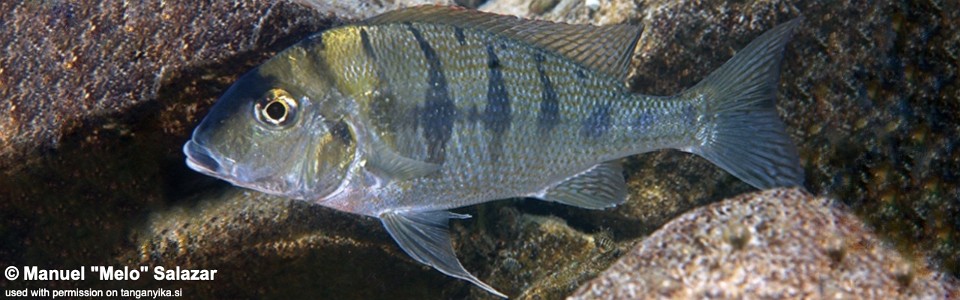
[365,5,642,82]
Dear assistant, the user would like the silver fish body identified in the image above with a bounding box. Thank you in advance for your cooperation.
[184,6,804,297]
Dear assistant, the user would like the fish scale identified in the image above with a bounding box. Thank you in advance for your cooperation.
[333,22,689,211]
[183,6,805,297]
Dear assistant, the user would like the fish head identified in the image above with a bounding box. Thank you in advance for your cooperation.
[183,49,358,201]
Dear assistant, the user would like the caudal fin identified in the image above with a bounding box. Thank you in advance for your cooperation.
[682,17,805,189]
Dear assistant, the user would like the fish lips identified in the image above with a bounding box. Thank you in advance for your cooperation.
[183,140,233,179]
[183,140,259,189]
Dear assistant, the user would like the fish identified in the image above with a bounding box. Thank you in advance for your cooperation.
[183,5,804,297]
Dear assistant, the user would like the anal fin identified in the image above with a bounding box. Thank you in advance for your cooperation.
[535,161,627,209]
[380,210,507,298]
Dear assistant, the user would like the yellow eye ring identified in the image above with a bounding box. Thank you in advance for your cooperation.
[255,89,298,127]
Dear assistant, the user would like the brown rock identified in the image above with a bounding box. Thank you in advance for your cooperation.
[120,189,452,299]
[571,189,959,299]
[0,1,332,173]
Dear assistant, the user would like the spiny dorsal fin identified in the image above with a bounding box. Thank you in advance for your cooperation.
[365,5,642,82]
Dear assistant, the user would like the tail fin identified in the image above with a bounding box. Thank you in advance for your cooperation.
[682,17,805,189]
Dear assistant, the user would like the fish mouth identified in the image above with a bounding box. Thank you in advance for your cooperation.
[184,140,229,177]
[183,140,289,195]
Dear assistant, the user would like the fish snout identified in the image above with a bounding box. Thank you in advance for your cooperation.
[184,140,224,176]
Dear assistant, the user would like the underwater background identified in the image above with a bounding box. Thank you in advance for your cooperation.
[1,0,957,298]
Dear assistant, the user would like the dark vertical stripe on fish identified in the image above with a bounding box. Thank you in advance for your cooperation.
[359,28,377,60]
[303,33,338,89]
[408,23,456,163]
[534,53,559,134]
[360,27,409,136]
[484,44,511,162]
[581,104,611,138]
[484,45,510,132]
[575,69,587,79]
[467,104,481,123]
[454,27,467,46]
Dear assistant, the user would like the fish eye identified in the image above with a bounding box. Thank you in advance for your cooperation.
[255,89,298,127]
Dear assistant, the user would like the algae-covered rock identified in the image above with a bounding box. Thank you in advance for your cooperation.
[570,189,959,299]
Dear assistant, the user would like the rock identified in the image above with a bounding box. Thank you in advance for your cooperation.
[0,1,337,173]
[119,189,454,299]
[482,0,636,25]
[291,0,455,20]
[454,205,624,299]
[456,0,489,9]
[570,189,959,299]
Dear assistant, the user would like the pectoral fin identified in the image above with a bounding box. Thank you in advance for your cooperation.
[366,142,440,181]
[535,161,627,209]
[380,210,507,298]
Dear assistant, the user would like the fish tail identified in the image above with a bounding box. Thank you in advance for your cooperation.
[681,17,805,189]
